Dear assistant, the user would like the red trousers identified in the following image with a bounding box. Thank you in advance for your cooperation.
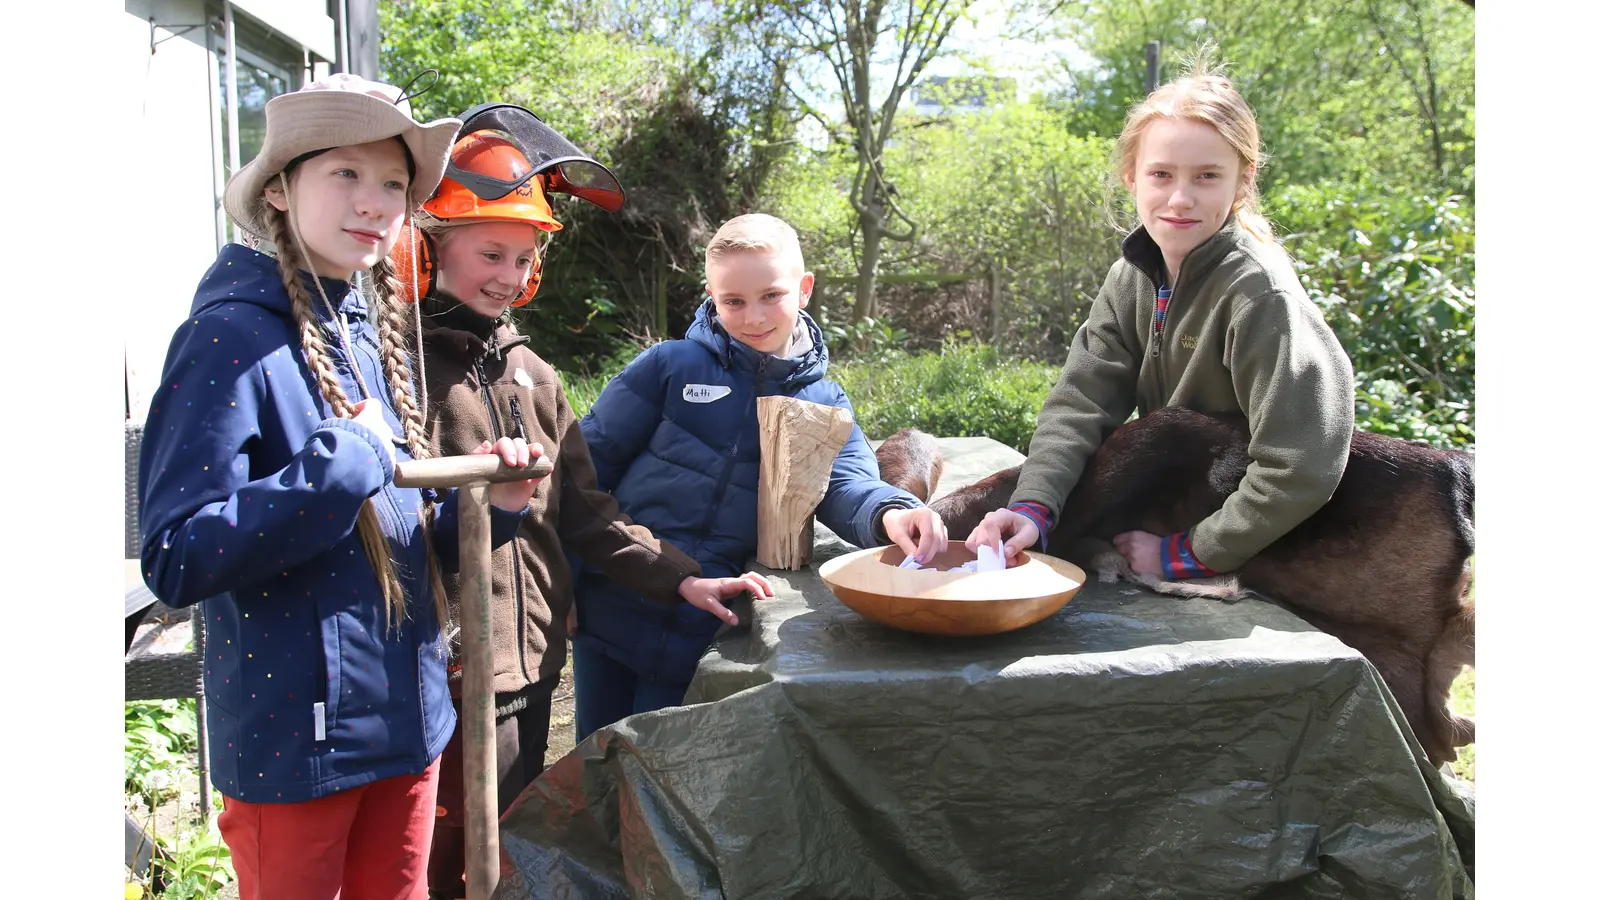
[217,759,441,900]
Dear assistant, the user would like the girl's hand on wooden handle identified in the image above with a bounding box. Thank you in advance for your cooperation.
[472,437,546,511]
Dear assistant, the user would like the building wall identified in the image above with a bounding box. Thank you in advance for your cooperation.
[124,0,224,425]
[121,0,342,423]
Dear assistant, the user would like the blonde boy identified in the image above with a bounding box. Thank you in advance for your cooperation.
[570,213,945,739]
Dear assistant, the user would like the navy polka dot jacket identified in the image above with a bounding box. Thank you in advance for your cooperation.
[137,244,525,803]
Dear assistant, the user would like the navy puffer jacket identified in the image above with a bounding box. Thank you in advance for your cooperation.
[574,300,920,681]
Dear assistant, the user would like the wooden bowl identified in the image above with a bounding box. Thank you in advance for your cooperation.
[817,545,1086,637]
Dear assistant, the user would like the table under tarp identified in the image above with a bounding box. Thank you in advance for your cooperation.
[495,437,1474,900]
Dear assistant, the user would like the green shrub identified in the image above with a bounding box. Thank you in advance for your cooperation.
[560,340,1058,452]
[832,341,1058,452]
[1270,185,1474,449]
[560,342,648,419]
[125,700,233,898]
[126,700,198,810]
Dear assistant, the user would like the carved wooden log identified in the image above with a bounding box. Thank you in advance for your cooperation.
[756,396,856,569]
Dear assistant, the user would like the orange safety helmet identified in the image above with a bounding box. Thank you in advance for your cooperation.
[393,104,625,307]
[422,132,563,232]
[394,133,558,307]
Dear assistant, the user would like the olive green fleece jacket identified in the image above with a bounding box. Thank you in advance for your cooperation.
[1011,215,1356,573]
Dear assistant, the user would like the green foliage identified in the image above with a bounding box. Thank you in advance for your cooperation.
[382,1,804,368]
[1048,0,1475,198]
[151,826,233,900]
[766,102,1121,360]
[832,341,1060,451]
[560,342,645,418]
[886,103,1120,356]
[125,700,233,898]
[126,700,198,809]
[1271,185,1474,448]
[378,0,563,123]
[819,314,911,367]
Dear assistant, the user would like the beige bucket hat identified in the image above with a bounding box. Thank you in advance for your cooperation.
[222,73,462,240]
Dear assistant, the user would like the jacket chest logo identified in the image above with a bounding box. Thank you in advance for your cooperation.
[684,384,731,403]
[1179,333,1198,350]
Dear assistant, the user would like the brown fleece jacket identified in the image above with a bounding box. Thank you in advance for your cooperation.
[420,301,701,699]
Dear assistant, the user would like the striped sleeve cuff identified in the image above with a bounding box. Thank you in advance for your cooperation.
[1161,531,1219,579]
[1007,501,1052,553]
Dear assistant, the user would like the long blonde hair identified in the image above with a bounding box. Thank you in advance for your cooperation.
[262,189,450,635]
[1113,44,1274,243]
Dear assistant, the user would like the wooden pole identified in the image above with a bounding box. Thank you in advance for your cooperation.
[393,454,550,488]
[756,396,856,569]
[393,454,550,900]
[456,480,497,900]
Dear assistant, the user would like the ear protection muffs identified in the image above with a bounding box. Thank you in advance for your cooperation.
[513,234,546,307]
[390,222,437,304]
[391,220,545,308]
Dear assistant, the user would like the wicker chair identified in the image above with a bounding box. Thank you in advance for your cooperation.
[124,423,212,820]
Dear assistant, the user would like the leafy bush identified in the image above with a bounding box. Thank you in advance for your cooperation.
[560,339,1057,451]
[560,342,645,419]
[126,700,232,898]
[832,341,1058,451]
[1270,186,1474,449]
[126,700,198,810]
[765,103,1121,361]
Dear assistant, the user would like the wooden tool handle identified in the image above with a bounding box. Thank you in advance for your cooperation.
[457,482,500,900]
[393,454,553,489]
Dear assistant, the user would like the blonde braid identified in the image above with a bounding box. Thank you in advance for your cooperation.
[370,255,452,637]
[264,199,409,632]
[373,257,433,456]
[268,206,356,419]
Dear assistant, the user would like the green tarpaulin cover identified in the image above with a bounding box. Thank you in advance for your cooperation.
[495,438,1473,900]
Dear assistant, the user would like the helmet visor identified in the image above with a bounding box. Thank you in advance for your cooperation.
[450,104,626,212]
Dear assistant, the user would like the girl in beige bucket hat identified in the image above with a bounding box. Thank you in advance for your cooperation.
[136,73,548,900]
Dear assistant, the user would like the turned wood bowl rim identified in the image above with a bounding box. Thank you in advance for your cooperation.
[817,544,1087,605]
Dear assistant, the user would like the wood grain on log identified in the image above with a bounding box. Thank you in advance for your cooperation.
[756,396,856,569]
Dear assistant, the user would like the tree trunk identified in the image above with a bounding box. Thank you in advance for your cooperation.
[853,213,886,331]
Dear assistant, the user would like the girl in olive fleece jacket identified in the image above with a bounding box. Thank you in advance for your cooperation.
[399,120,772,900]
[968,60,1355,581]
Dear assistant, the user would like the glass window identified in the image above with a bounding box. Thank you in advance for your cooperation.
[218,52,289,172]
[209,7,308,243]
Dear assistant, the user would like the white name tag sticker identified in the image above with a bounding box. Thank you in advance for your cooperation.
[683,384,731,403]
[513,368,534,388]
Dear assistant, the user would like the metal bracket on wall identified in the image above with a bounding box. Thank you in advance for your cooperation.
[149,16,210,55]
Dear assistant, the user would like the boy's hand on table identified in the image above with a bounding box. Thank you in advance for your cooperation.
[678,572,776,627]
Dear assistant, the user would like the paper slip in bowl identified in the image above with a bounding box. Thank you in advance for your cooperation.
[818,544,1085,637]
